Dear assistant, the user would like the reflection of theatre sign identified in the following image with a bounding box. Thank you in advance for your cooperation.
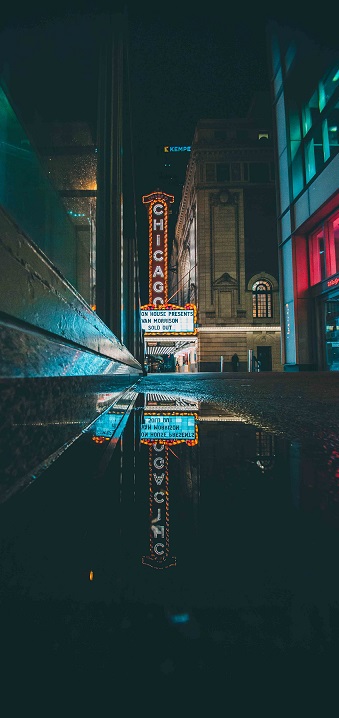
[141,393,199,569]
[141,190,197,354]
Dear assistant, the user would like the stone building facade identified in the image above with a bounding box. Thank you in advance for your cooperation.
[169,93,282,372]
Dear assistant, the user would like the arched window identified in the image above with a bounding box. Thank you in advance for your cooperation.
[255,431,275,472]
[252,280,272,318]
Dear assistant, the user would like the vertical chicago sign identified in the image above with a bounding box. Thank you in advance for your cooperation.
[142,190,174,305]
[141,190,196,337]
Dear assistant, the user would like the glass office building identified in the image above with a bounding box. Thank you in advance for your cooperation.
[267,21,339,370]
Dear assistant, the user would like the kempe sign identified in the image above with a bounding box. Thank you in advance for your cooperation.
[163,145,191,152]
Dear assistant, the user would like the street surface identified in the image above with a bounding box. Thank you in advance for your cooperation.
[137,371,339,442]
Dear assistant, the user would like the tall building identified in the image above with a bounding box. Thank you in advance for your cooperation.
[170,92,281,372]
[28,119,97,308]
[0,9,143,379]
[267,22,339,371]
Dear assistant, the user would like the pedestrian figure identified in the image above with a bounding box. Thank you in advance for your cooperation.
[231,353,239,372]
[252,353,259,372]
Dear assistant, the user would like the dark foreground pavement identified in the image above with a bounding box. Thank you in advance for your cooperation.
[1,370,339,712]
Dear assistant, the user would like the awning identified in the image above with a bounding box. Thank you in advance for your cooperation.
[145,338,197,355]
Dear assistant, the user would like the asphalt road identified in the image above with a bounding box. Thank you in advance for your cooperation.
[137,371,339,442]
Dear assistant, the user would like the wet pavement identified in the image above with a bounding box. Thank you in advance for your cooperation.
[0,371,339,711]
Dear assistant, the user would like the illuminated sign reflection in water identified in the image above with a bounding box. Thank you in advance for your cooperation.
[141,393,199,569]
[141,414,196,441]
[142,443,176,569]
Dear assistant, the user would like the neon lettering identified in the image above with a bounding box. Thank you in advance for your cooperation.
[154,543,164,555]
[151,525,165,538]
[154,457,165,469]
[153,219,163,230]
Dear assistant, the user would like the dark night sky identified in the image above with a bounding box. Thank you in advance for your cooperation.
[0,2,333,300]
[0,2,333,152]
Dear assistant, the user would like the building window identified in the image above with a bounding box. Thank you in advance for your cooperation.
[252,280,272,318]
[319,66,339,111]
[333,216,339,273]
[319,236,326,280]
[309,213,339,284]
[302,90,320,136]
[325,100,339,160]
[214,130,229,141]
[231,162,241,180]
[309,226,326,284]
[290,63,339,197]
[216,163,230,181]
[236,129,249,144]
[249,162,270,182]
[205,163,215,181]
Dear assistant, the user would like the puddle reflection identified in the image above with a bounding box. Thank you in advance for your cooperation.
[1,386,339,683]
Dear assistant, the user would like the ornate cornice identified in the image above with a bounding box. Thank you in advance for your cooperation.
[192,147,273,161]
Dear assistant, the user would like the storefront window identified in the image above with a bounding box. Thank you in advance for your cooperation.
[309,227,326,284]
[329,214,339,274]
[325,300,339,371]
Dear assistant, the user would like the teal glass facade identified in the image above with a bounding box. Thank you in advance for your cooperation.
[0,82,78,288]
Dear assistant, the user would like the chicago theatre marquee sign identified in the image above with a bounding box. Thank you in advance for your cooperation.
[141,190,197,337]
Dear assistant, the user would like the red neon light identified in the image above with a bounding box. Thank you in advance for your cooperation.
[142,190,174,305]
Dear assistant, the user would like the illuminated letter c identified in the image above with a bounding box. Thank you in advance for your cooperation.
[154,543,164,555]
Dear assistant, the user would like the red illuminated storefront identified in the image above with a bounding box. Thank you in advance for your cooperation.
[295,207,339,370]
[309,211,339,370]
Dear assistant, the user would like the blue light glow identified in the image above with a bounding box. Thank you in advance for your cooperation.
[169,613,190,624]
